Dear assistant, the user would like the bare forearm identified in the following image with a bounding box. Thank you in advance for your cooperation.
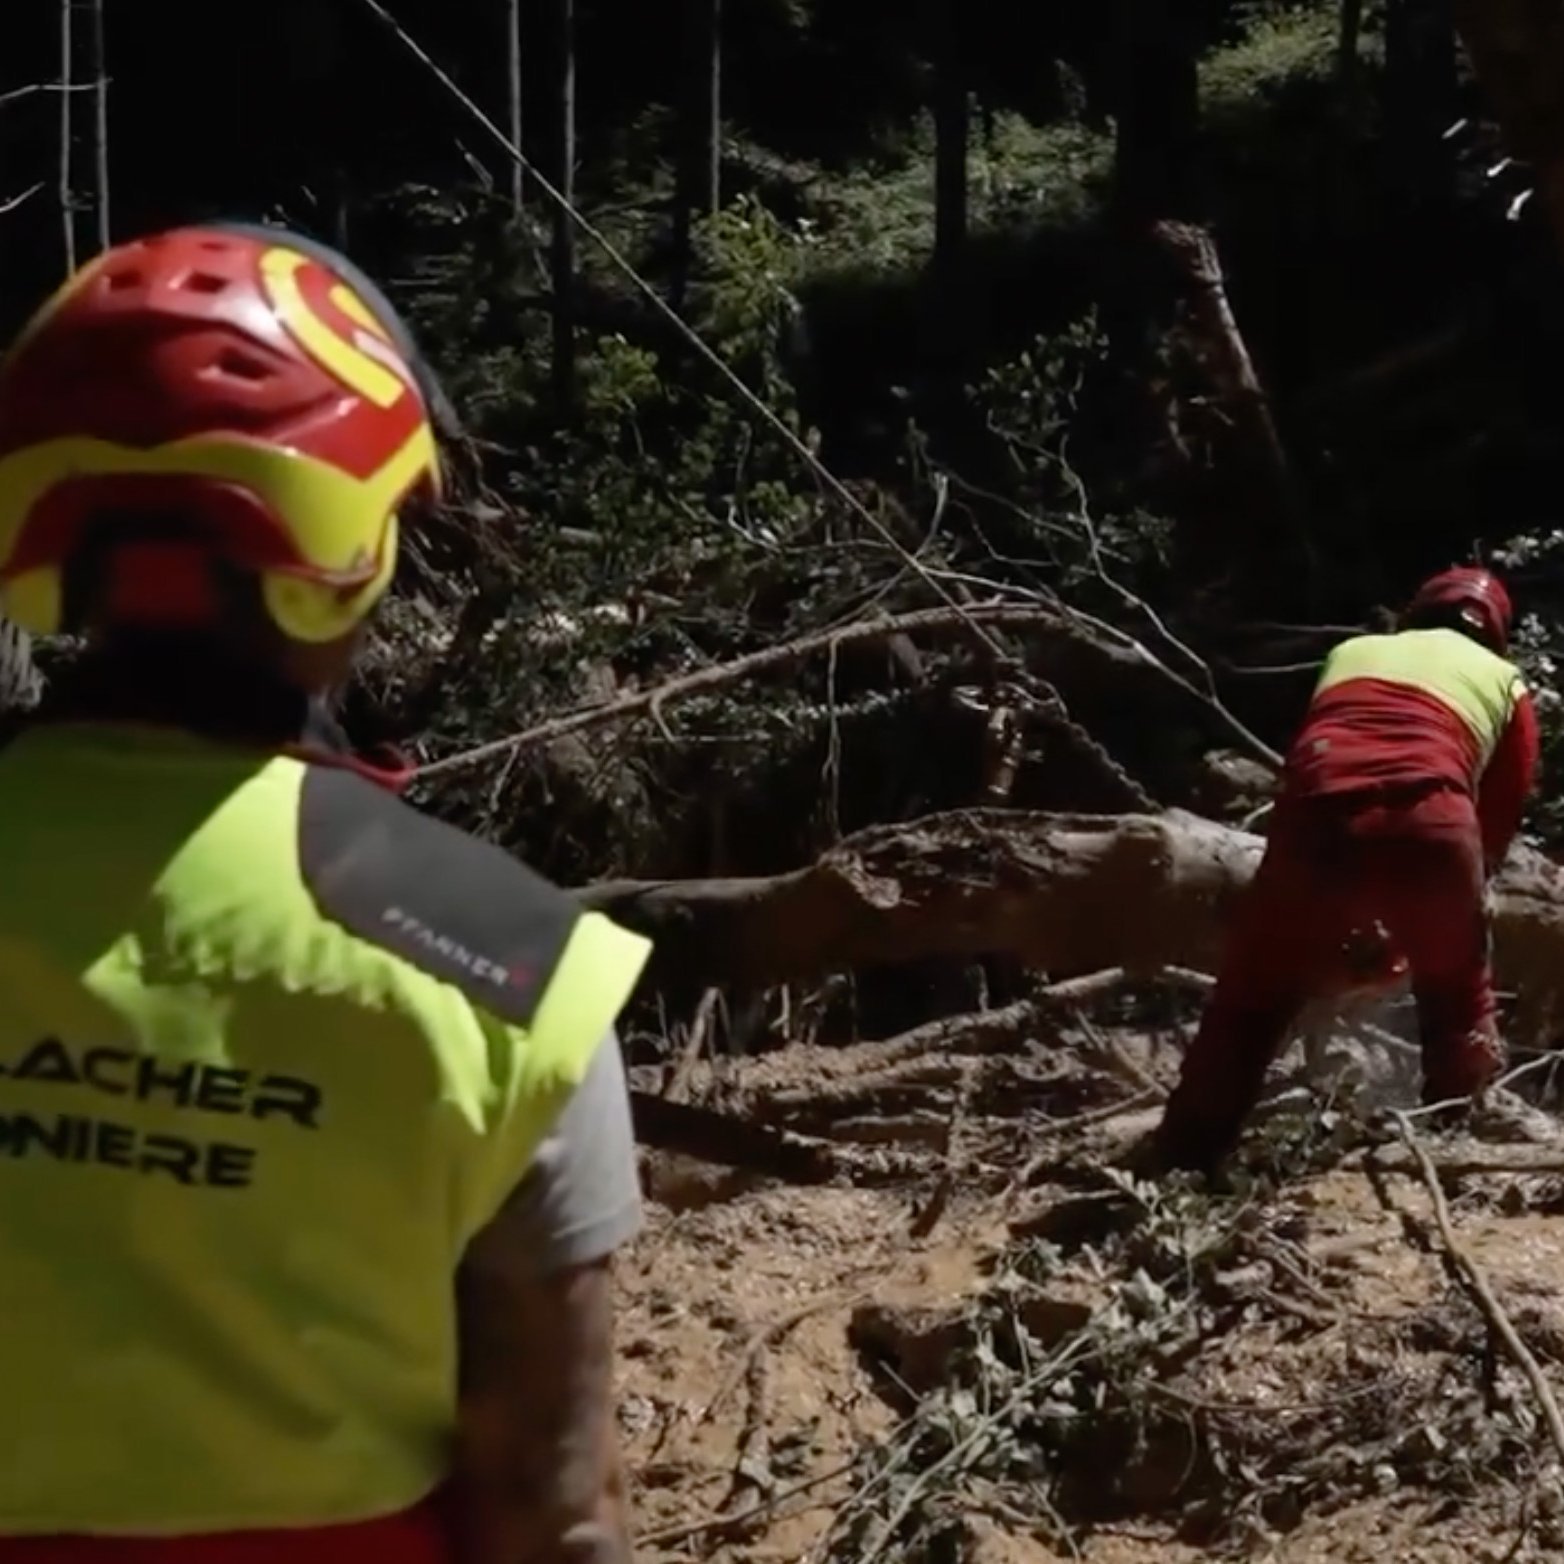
[455,1255,634,1564]
[458,1445,633,1564]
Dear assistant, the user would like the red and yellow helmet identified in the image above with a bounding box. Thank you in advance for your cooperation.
[1404,566,1513,653]
[0,223,448,643]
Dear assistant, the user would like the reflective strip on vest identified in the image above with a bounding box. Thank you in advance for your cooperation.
[1313,628,1526,771]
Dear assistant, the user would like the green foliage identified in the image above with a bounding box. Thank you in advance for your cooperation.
[371,0,1548,883]
[1494,532,1564,850]
[1200,1,1341,126]
[973,319,1175,601]
[785,114,1113,284]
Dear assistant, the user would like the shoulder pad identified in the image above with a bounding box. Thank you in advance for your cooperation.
[297,764,579,1028]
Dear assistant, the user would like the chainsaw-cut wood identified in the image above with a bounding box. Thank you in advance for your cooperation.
[580,809,1564,1019]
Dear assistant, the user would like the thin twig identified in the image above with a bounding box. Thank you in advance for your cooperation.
[1400,1050,1563,1121]
[354,0,1011,663]
[360,0,1286,782]
[853,1333,1100,1564]
[0,183,43,216]
[414,604,1073,778]
[0,82,96,109]
[1061,600,1283,769]
[1350,1145,1564,1177]
[1385,1112,1564,1467]
[635,1456,859,1547]
[701,1278,887,1429]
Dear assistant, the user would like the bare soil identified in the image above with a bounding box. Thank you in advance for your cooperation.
[617,1010,1564,1563]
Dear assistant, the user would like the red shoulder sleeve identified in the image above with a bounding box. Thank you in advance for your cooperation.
[1478,687,1540,869]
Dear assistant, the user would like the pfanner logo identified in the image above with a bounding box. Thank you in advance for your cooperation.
[382,906,532,990]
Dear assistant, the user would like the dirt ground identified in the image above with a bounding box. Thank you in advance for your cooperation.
[615,1000,1564,1563]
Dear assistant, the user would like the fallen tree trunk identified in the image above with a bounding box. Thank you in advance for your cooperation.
[580,809,1564,1018]
[581,809,1256,987]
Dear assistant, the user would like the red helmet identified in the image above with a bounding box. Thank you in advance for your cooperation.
[0,223,448,644]
[1403,567,1513,652]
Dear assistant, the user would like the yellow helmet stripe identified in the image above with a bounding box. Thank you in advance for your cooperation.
[329,284,393,343]
[0,426,436,577]
[260,248,409,410]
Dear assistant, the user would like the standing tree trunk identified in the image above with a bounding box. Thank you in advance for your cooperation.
[58,0,76,273]
[691,0,721,218]
[507,0,524,217]
[672,0,722,306]
[1338,0,1364,93]
[90,0,109,252]
[1108,0,1313,601]
[550,0,577,407]
[1384,0,1459,206]
[1453,0,1564,257]
[1112,0,1201,226]
[1152,221,1308,546]
[925,0,970,389]
[931,0,968,290]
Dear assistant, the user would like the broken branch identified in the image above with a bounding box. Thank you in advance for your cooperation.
[415,600,1280,779]
[1384,1115,1564,1468]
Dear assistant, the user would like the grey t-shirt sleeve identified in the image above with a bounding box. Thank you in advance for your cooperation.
[475,1030,643,1274]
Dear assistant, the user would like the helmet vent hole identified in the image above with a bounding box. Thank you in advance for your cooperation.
[215,349,271,383]
[182,272,230,296]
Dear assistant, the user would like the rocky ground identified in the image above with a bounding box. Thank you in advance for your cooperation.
[616,984,1564,1562]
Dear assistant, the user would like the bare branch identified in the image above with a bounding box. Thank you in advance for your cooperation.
[416,604,1076,779]
[416,597,1281,780]
[0,183,44,216]
[1382,1114,1564,1468]
[0,82,95,110]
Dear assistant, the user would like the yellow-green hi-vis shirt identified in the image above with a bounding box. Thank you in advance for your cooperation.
[0,721,651,1536]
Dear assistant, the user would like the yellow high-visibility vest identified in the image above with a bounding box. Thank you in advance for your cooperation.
[1313,627,1526,773]
[0,721,649,1535]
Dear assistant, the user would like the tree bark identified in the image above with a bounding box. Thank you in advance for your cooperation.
[58,0,76,274]
[507,0,525,217]
[1152,220,1312,564]
[577,809,1564,1026]
[691,0,721,218]
[90,0,109,253]
[1338,0,1364,93]
[1453,0,1564,256]
[932,0,968,290]
[581,809,1256,988]
[1104,1,1315,601]
[550,0,577,407]
[671,0,722,305]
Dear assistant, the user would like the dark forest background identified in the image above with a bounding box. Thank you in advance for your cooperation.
[4,0,1564,891]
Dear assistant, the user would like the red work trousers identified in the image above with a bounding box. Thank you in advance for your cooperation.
[0,1502,448,1564]
[1158,784,1503,1170]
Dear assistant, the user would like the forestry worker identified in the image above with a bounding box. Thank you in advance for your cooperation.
[1154,566,1539,1174]
[0,225,646,1564]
